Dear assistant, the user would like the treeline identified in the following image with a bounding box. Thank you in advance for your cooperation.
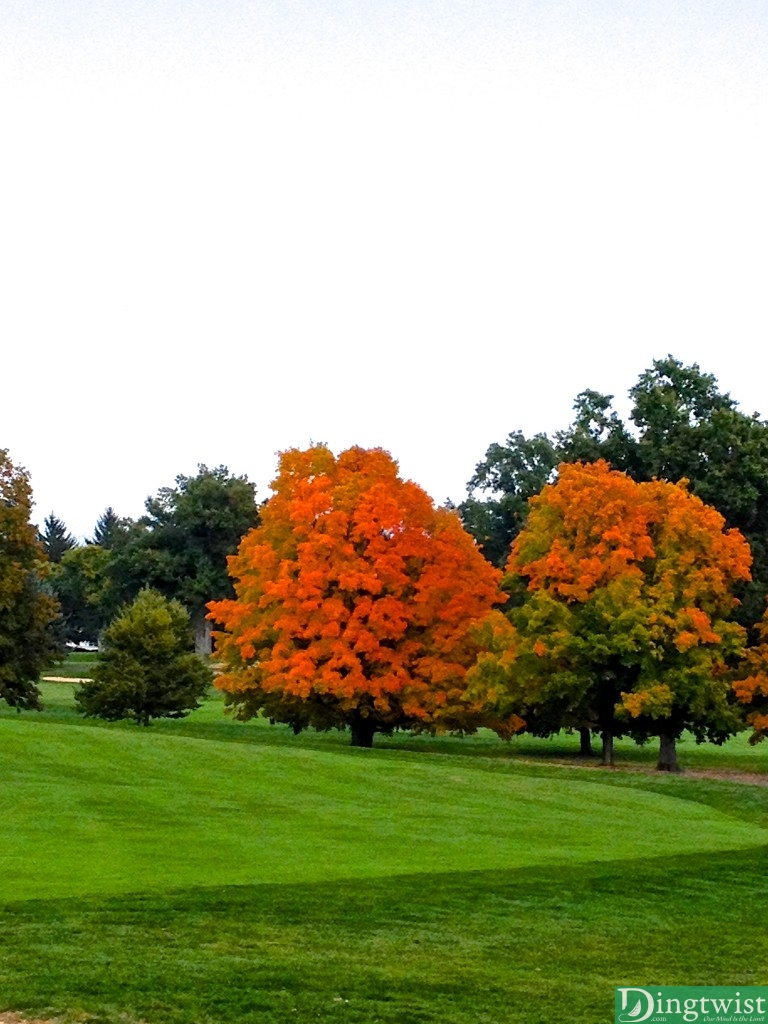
[38,466,260,653]
[2,354,768,768]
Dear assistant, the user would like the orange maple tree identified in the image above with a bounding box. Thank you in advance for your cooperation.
[468,460,753,769]
[208,445,505,746]
[733,608,768,744]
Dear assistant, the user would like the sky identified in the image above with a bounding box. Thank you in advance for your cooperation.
[1,1,766,539]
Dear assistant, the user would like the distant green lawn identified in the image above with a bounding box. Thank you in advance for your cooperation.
[42,651,98,679]
[1,684,766,1023]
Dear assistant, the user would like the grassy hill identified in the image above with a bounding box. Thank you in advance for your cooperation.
[1,683,766,1023]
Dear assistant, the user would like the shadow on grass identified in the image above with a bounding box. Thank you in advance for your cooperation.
[2,848,767,1024]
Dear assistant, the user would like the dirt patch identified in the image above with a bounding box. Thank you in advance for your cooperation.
[681,767,768,786]
[0,1014,58,1024]
[518,756,768,786]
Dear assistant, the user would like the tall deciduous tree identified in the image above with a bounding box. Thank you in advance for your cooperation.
[102,467,260,654]
[628,356,768,629]
[469,461,752,770]
[50,545,116,645]
[463,358,768,633]
[0,450,61,708]
[140,465,260,652]
[460,432,558,568]
[209,446,505,747]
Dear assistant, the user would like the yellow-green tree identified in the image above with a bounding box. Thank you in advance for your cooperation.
[469,461,753,770]
[733,607,768,744]
[0,449,60,709]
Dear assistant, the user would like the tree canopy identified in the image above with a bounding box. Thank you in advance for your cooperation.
[209,445,505,746]
[117,465,261,652]
[54,468,261,651]
[0,450,61,709]
[463,357,768,633]
[733,606,768,745]
[469,461,752,769]
[50,544,117,646]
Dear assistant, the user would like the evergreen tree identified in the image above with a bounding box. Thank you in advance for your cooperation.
[75,589,212,725]
[90,507,131,550]
[39,513,77,563]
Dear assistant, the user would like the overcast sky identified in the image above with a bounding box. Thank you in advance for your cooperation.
[1,1,766,539]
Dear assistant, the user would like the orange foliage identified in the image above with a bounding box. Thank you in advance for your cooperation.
[471,461,753,751]
[512,461,751,612]
[733,606,768,743]
[209,446,504,743]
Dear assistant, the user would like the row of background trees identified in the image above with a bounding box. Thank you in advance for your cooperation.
[3,355,768,766]
[39,466,261,654]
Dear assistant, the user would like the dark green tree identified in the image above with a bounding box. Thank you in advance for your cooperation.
[554,389,640,472]
[50,545,116,645]
[126,465,260,653]
[90,507,132,550]
[628,356,768,628]
[0,450,61,709]
[460,432,558,567]
[75,589,212,726]
[39,513,78,563]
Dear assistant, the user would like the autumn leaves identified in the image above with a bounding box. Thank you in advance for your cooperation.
[208,447,768,758]
[209,446,503,746]
[470,461,757,768]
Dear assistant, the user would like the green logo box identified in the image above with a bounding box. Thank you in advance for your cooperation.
[615,987,768,1023]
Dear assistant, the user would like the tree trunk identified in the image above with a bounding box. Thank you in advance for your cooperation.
[350,714,376,748]
[579,728,594,757]
[601,729,614,766]
[193,610,212,657]
[657,733,681,772]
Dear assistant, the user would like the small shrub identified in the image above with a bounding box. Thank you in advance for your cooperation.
[75,589,212,725]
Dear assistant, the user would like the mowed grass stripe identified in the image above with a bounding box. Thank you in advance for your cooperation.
[2,848,768,1024]
[2,719,767,902]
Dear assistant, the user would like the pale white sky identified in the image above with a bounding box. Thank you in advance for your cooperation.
[1,1,766,538]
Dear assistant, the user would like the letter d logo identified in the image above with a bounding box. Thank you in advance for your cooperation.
[617,988,655,1022]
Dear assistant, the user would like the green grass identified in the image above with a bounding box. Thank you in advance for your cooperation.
[43,652,99,679]
[21,680,768,772]
[3,849,768,1024]
[0,685,766,1023]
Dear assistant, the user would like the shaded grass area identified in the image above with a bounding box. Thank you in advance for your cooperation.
[2,848,767,1024]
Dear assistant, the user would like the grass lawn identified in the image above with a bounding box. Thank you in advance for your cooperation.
[42,652,99,680]
[0,684,766,1023]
